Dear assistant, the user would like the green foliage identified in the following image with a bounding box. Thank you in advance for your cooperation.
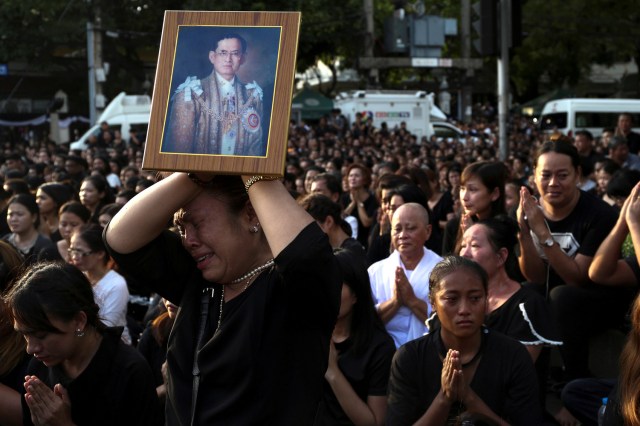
[512,0,640,97]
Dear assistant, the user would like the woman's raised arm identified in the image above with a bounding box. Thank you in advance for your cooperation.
[106,173,201,254]
[242,176,313,258]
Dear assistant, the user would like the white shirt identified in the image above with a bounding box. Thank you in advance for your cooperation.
[368,248,442,348]
[93,269,131,344]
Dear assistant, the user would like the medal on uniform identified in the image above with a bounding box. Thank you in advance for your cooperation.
[242,107,261,133]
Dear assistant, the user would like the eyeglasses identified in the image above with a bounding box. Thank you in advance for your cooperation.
[67,248,93,258]
[215,50,242,59]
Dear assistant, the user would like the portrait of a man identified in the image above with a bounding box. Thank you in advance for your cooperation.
[161,27,280,157]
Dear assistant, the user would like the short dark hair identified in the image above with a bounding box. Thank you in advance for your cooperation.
[609,135,629,151]
[536,140,581,171]
[312,173,342,196]
[574,129,593,141]
[8,193,40,229]
[599,158,621,176]
[213,33,247,53]
[59,201,91,223]
[98,203,122,219]
[386,184,428,210]
[607,169,640,199]
[72,224,108,264]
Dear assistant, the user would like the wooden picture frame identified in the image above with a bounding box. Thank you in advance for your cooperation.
[142,11,301,176]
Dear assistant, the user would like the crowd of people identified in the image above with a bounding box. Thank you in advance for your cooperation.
[0,107,639,425]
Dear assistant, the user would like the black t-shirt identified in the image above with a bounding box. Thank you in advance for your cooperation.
[340,236,368,266]
[314,328,396,425]
[534,190,617,289]
[341,192,378,250]
[107,224,341,425]
[137,324,168,387]
[430,190,454,230]
[387,329,542,426]
[22,328,162,426]
[626,130,640,154]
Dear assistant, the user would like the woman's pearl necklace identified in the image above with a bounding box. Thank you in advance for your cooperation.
[230,259,275,288]
[217,259,275,332]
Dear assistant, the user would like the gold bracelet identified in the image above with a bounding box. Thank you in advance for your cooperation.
[244,175,279,192]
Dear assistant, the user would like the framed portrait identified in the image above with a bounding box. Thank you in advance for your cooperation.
[142,11,301,176]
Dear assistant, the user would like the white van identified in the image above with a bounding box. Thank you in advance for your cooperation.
[334,90,446,139]
[539,98,640,138]
[70,92,150,151]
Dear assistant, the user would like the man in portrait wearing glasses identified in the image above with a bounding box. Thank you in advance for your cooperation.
[164,33,265,156]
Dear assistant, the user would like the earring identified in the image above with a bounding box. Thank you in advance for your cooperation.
[75,328,85,338]
[250,223,260,233]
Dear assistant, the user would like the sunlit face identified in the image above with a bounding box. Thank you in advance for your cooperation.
[163,298,179,320]
[177,192,251,283]
[337,284,357,320]
[618,114,632,133]
[573,134,592,154]
[7,202,36,234]
[15,313,84,367]
[304,170,320,194]
[610,145,629,165]
[311,179,336,202]
[59,212,85,243]
[459,177,498,219]
[387,194,406,222]
[92,158,107,174]
[459,224,502,278]
[209,38,245,81]
[432,269,486,341]
[36,189,57,215]
[504,183,519,211]
[535,152,579,209]
[98,214,112,228]
[79,181,103,209]
[600,131,614,148]
[348,168,365,190]
[448,170,461,189]
[391,205,431,259]
[69,234,102,272]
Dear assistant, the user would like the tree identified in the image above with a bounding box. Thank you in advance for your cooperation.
[511,0,640,99]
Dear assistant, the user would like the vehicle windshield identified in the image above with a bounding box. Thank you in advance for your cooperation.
[539,112,567,131]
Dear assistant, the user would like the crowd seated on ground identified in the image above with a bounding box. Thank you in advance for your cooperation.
[0,109,639,424]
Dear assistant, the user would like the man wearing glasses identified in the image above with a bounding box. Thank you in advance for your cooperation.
[165,33,265,156]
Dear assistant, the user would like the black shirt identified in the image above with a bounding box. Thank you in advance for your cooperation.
[108,223,341,425]
[22,328,162,426]
[387,329,542,425]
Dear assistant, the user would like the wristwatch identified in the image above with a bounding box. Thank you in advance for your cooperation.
[542,236,555,247]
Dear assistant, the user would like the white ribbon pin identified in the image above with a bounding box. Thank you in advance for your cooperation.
[245,81,263,101]
[175,76,203,102]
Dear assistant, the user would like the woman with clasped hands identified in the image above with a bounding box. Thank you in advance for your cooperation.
[104,172,341,425]
[6,262,162,426]
[386,256,541,426]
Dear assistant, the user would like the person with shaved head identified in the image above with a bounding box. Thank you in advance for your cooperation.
[368,203,442,348]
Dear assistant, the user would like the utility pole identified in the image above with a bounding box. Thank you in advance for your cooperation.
[461,0,473,123]
[86,3,104,126]
[497,0,510,161]
[87,20,96,125]
[364,0,378,87]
